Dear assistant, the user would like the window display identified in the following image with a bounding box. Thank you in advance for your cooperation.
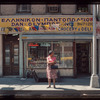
[27,41,73,68]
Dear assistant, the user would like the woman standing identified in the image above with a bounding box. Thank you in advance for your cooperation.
[46,50,57,88]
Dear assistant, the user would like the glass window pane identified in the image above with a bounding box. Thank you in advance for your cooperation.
[77,4,88,12]
[22,5,27,11]
[14,56,18,64]
[17,5,20,11]
[14,44,18,56]
[47,4,60,13]
[14,44,19,65]
[27,41,73,69]
[27,5,31,11]
[17,4,31,12]
[5,57,10,65]
[5,44,10,65]
[28,42,51,68]
[59,42,73,68]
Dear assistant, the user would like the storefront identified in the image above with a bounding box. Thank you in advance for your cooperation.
[23,37,74,77]
[0,15,93,77]
[22,34,92,78]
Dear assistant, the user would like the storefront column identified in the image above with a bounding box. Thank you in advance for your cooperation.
[98,40,100,76]
[62,42,64,67]
[0,35,3,76]
[24,41,28,77]
[19,34,23,77]
[91,42,93,74]
[90,4,99,88]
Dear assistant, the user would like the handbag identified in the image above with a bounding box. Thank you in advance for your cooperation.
[51,65,58,69]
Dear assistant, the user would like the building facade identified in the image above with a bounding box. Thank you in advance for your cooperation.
[0,4,97,78]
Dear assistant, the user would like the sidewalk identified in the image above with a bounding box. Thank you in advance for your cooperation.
[0,76,99,90]
[0,77,100,99]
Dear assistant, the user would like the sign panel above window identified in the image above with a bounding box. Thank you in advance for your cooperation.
[0,17,93,34]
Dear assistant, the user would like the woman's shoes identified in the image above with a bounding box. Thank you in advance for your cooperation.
[47,86,51,88]
[47,86,56,88]
[53,86,56,88]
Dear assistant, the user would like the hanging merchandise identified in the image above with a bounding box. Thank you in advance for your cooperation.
[14,28,18,32]
[7,27,13,31]
[14,27,22,32]
[32,26,39,31]
[24,26,30,32]
[4,28,9,34]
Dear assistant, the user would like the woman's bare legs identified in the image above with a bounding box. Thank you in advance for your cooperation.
[53,78,56,88]
[47,79,51,88]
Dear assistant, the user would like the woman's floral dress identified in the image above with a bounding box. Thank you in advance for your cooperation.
[46,56,57,79]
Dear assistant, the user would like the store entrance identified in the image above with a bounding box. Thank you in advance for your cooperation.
[3,35,19,76]
[76,43,90,76]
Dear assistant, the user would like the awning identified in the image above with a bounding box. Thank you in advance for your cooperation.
[22,34,92,41]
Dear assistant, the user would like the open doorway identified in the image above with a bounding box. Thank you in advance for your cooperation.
[76,43,90,77]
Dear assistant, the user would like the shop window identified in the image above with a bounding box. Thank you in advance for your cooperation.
[77,5,88,13]
[27,41,73,69]
[46,4,61,13]
[17,4,31,13]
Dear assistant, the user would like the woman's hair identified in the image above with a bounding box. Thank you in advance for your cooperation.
[48,50,53,55]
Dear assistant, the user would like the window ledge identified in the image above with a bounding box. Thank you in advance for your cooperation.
[16,13,32,15]
[74,12,90,15]
[27,67,73,69]
[46,13,62,15]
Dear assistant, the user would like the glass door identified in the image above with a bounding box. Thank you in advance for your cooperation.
[3,43,11,75]
[12,42,19,75]
[3,41,19,75]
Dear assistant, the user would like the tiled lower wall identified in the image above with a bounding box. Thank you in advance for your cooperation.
[31,68,74,78]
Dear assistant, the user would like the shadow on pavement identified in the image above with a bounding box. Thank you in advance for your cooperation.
[54,87,74,90]
[0,87,15,90]
[0,77,91,87]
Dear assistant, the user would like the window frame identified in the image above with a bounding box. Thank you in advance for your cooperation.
[75,4,90,14]
[27,41,74,69]
[16,4,31,13]
[46,4,61,14]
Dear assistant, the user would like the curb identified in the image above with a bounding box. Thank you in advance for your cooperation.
[0,90,100,99]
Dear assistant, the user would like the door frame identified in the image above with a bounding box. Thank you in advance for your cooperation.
[3,35,19,76]
[75,42,91,76]
[3,41,12,75]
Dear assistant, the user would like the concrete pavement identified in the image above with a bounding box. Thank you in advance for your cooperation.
[0,76,100,99]
[0,76,99,90]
